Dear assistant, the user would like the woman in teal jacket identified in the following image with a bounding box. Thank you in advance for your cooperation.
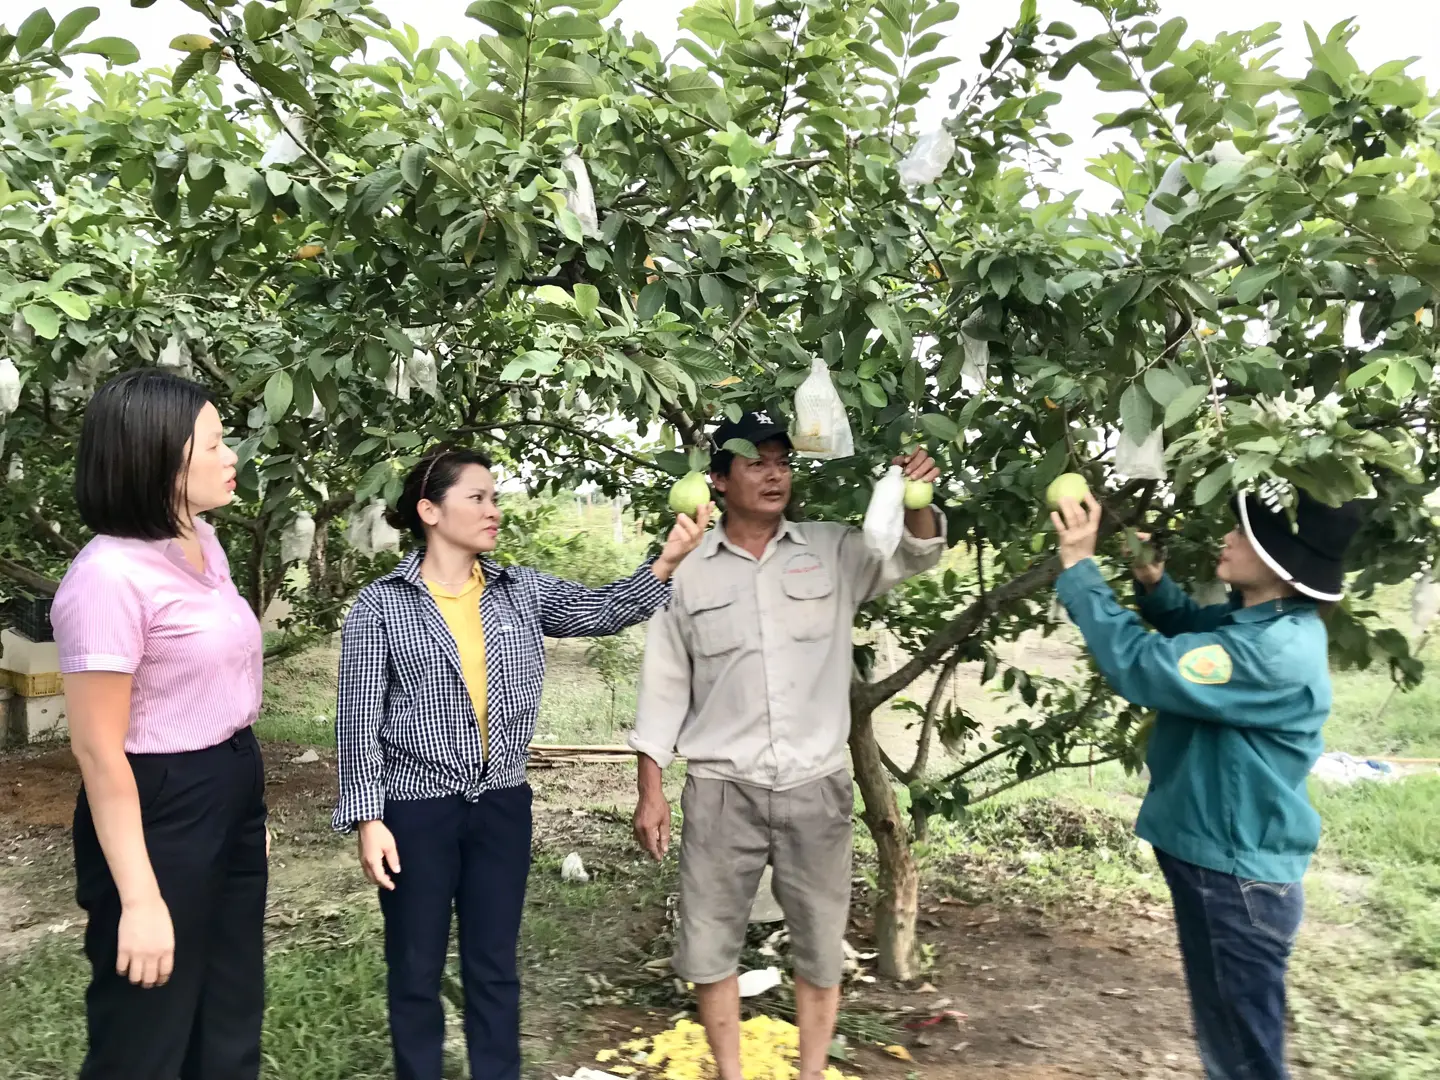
[1051,486,1361,1080]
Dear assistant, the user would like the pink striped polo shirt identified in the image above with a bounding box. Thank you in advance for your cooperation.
[51,518,264,754]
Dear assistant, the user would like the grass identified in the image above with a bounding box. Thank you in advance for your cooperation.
[0,839,677,1080]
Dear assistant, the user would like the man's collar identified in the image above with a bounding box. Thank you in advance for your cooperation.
[704,516,805,558]
[1229,596,1316,623]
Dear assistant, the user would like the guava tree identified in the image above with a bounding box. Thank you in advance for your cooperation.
[2,0,1438,979]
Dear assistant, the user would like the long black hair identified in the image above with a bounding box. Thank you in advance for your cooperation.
[75,368,215,540]
[385,446,495,541]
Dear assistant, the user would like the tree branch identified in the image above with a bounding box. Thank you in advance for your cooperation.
[27,507,79,557]
[970,754,1121,805]
[459,419,658,472]
[907,647,961,782]
[0,557,59,597]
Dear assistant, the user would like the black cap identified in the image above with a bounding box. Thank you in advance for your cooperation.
[711,410,792,456]
[1230,487,1364,601]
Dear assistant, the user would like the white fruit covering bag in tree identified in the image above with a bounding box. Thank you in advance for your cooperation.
[280,511,316,565]
[408,349,439,398]
[1116,425,1166,481]
[0,357,19,417]
[260,111,308,167]
[563,152,600,239]
[863,465,907,560]
[386,357,412,402]
[1412,575,1440,634]
[790,357,853,459]
[7,456,22,482]
[348,499,401,555]
[959,314,990,387]
[157,334,193,378]
[897,129,956,192]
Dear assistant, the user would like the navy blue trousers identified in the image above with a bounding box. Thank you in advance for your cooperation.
[379,786,532,1080]
[1157,849,1305,1080]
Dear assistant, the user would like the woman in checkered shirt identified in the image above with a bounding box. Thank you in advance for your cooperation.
[333,447,709,1080]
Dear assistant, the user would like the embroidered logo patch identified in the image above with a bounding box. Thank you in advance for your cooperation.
[1179,645,1233,685]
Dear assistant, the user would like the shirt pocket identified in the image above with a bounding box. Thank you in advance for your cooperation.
[781,563,836,641]
[684,586,742,657]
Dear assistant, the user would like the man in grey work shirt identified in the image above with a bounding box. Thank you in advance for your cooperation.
[629,412,946,1080]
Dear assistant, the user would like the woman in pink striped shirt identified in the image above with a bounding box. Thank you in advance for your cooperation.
[51,369,268,1080]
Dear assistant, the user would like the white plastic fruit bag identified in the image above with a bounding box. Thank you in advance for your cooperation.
[348,499,401,555]
[0,357,20,417]
[863,465,907,560]
[562,152,600,239]
[280,511,316,565]
[790,357,853,459]
[260,110,307,167]
[1412,575,1440,634]
[1116,424,1166,481]
[897,130,956,193]
[959,312,990,387]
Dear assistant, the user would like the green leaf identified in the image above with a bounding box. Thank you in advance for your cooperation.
[1163,384,1210,427]
[250,61,317,114]
[1120,384,1152,435]
[1044,21,1076,39]
[1200,159,1245,192]
[699,274,731,311]
[865,301,902,348]
[1193,462,1233,506]
[20,303,60,339]
[637,281,667,320]
[53,7,100,52]
[860,381,888,408]
[535,284,573,307]
[574,283,600,319]
[499,350,561,380]
[16,10,55,57]
[1096,276,1144,322]
[721,437,759,460]
[350,167,403,217]
[666,71,721,103]
[914,2,959,34]
[400,144,428,190]
[535,14,603,39]
[172,50,205,94]
[466,1,527,36]
[1143,17,1186,71]
[1232,264,1283,305]
[49,291,91,320]
[920,413,959,442]
[556,207,585,244]
[265,370,294,422]
[1143,367,1186,408]
[68,36,140,65]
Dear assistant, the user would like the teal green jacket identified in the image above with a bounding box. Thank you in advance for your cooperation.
[1055,559,1330,883]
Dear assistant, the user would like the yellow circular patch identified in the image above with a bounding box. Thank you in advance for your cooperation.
[1179,644,1233,685]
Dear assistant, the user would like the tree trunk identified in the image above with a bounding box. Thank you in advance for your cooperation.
[848,705,918,981]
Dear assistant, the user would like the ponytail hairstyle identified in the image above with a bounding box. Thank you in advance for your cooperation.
[385,445,494,541]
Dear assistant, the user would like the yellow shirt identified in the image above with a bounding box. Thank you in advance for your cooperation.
[426,564,489,758]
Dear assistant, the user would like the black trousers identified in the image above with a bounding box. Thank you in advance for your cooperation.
[380,786,533,1080]
[73,728,268,1080]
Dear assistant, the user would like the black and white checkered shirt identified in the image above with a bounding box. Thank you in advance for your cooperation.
[332,549,670,831]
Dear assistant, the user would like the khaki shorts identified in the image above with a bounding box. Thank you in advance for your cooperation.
[673,772,853,988]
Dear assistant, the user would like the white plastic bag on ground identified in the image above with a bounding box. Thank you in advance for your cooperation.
[897,129,956,192]
[1412,576,1440,633]
[790,357,853,459]
[736,967,782,998]
[862,465,906,560]
[280,511,316,565]
[1116,425,1166,481]
[563,152,600,239]
[0,357,19,417]
[561,852,589,884]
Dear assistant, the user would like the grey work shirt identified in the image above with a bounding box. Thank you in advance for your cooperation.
[629,512,946,791]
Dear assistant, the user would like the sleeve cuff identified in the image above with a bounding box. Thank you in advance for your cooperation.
[332,787,386,833]
[634,557,675,606]
[627,731,677,770]
[899,506,947,551]
[59,654,140,675]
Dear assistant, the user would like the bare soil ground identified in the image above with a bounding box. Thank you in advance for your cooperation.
[1,742,1200,1079]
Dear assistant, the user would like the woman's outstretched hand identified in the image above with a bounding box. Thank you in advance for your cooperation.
[653,503,714,581]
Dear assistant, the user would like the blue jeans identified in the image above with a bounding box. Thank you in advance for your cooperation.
[1156,849,1304,1080]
